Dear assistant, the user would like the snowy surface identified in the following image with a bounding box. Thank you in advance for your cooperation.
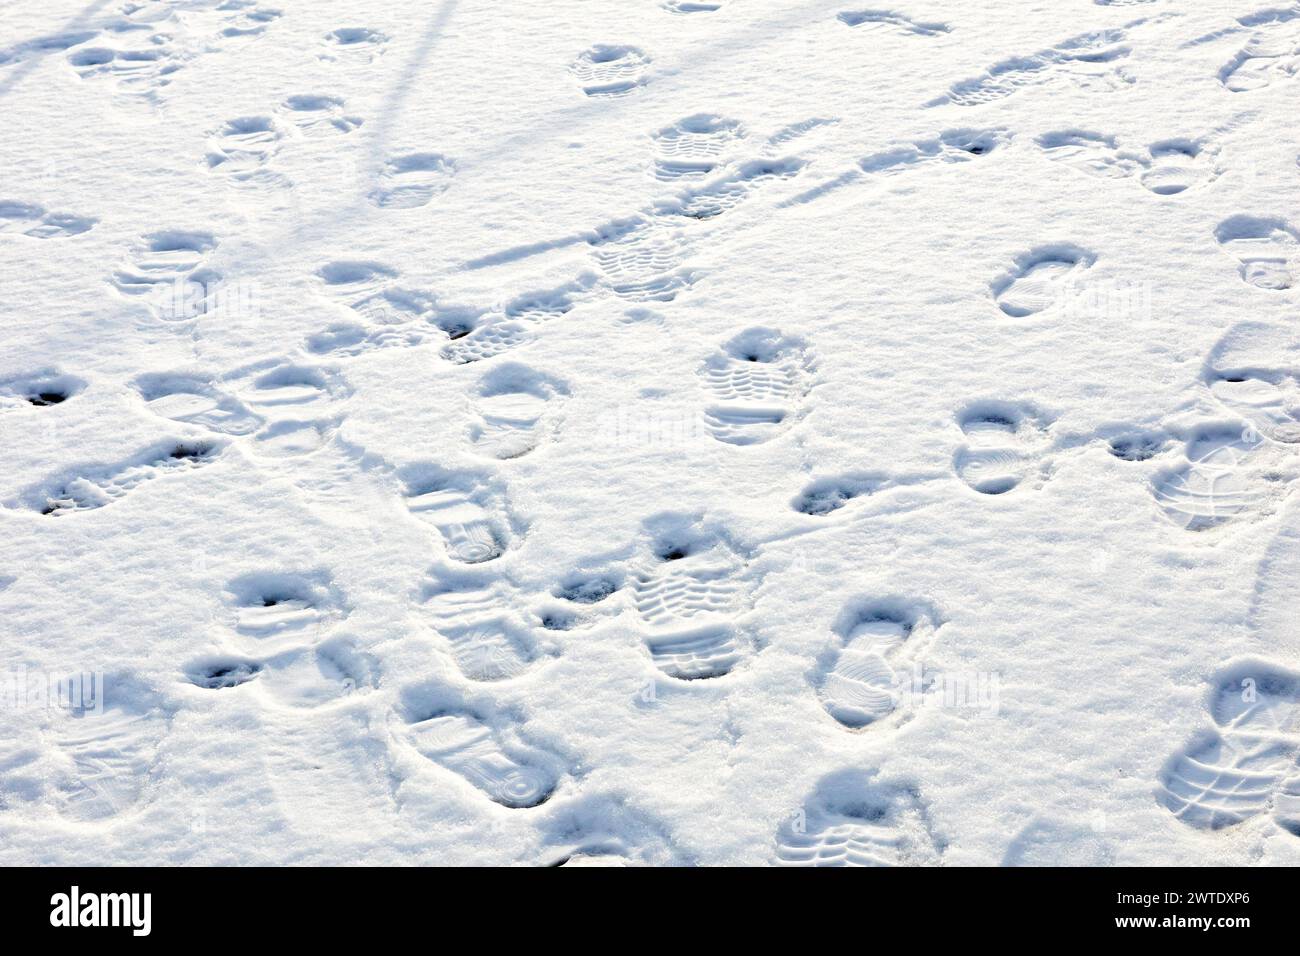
[2,0,1300,866]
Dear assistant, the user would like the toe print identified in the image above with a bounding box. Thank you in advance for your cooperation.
[21,442,222,515]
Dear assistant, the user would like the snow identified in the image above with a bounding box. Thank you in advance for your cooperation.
[2,0,1300,866]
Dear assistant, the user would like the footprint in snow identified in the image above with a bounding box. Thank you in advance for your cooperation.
[110,230,221,315]
[222,570,351,654]
[419,577,553,682]
[1150,424,1283,532]
[468,365,568,460]
[570,44,650,97]
[792,474,893,517]
[0,200,95,239]
[320,27,388,62]
[813,599,942,731]
[402,467,517,564]
[65,34,187,107]
[134,361,348,458]
[33,680,173,824]
[837,10,950,36]
[661,1,722,13]
[699,327,813,446]
[186,636,375,711]
[1204,322,1300,445]
[776,772,942,866]
[396,702,563,809]
[205,115,287,186]
[1037,131,1222,195]
[1220,34,1300,92]
[930,28,1133,107]
[631,523,753,680]
[20,441,223,516]
[279,93,362,135]
[369,153,457,209]
[662,158,804,221]
[952,401,1054,495]
[589,220,695,302]
[651,114,746,182]
[990,244,1096,318]
[1156,659,1300,835]
[1215,215,1300,291]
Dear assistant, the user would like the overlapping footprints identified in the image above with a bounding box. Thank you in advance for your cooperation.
[134,360,348,458]
[631,525,752,680]
[570,45,650,97]
[1157,660,1300,835]
[814,599,940,730]
[186,570,372,709]
[1038,132,1222,195]
[1215,215,1299,290]
[17,441,223,516]
[0,200,95,239]
[66,34,186,106]
[369,153,456,209]
[776,772,942,866]
[991,244,1096,318]
[785,127,1008,207]
[1220,33,1300,92]
[928,28,1133,107]
[953,401,1053,495]
[699,328,813,445]
[307,260,473,357]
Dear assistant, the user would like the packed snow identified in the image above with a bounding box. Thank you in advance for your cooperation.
[2,0,1300,866]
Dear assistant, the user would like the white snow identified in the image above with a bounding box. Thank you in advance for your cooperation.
[2,0,1300,866]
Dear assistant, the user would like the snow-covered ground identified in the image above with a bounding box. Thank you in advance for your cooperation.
[2,0,1300,866]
